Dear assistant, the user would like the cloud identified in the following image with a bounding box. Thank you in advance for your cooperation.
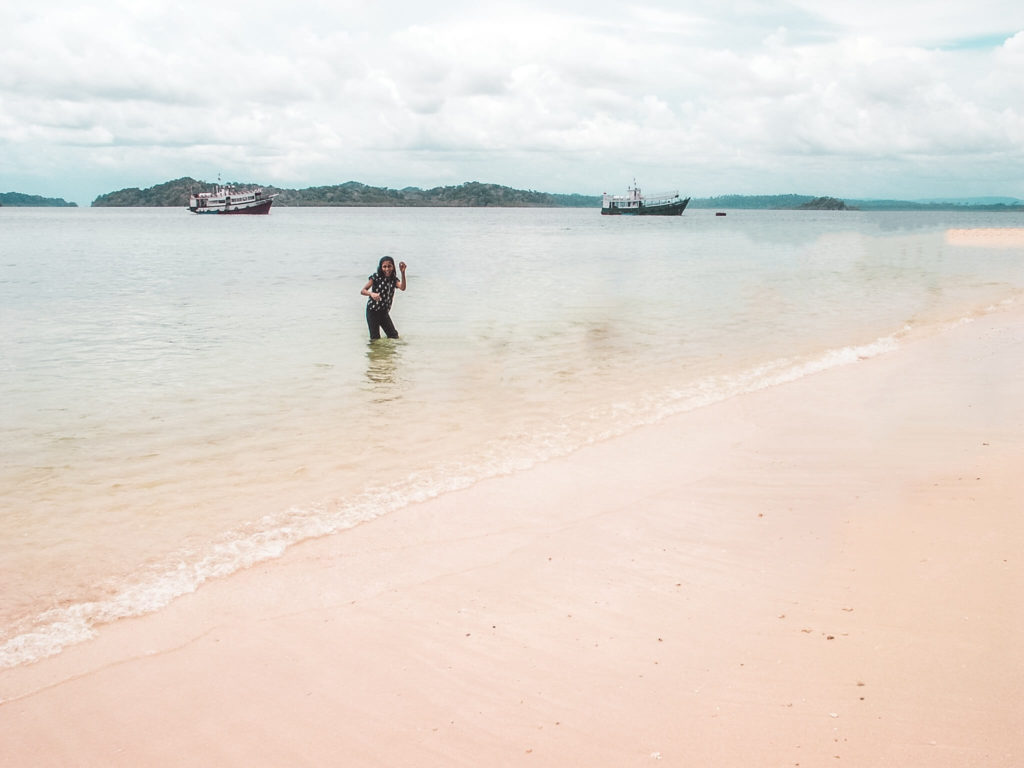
[1,1,1023,204]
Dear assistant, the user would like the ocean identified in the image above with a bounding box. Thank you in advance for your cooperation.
[2,205,1023,669]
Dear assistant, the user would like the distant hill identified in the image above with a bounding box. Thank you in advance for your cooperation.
[850,198,1024,211]
[914,196,1024,205]
[276,180,600,208]
[690,194,818,209]
[92,178,602,208]
[798,196,850,210]
[91,178,205,207]
[690,194,1024,211]
[0,192,77,207]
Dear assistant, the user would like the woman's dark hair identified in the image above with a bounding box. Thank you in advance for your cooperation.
[376,256,396,279]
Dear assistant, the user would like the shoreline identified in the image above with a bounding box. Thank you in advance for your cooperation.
[2,305,1022,766]
[1,313,918,673]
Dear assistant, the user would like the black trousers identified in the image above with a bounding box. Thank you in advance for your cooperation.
[366,306,399,339]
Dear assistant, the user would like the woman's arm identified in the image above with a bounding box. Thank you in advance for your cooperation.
[362,279,379,300]
[397,261,408,291]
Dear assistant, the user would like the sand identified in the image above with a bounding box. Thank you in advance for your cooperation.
[2,307,1022,767]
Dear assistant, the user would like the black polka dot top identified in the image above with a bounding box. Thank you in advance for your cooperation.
[367,273,398,312]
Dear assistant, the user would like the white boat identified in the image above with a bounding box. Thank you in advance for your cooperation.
[188,183,276,214]
[601,183,689,216]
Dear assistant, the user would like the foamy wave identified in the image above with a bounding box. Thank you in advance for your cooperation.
[0,333,901,670]
[0,481,488,669]
[584,335,901,440]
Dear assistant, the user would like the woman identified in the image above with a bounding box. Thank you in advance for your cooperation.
[361,256,407,339]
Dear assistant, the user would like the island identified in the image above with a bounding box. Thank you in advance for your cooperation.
[92,178,601,208]
[798,196,851,210]
[0,192,77,207]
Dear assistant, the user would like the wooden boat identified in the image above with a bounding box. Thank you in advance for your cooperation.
[601,183,689,216]
[188,183,276,214]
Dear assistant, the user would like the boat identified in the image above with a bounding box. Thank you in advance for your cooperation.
[601,183,689,216]
[188,183,277,214]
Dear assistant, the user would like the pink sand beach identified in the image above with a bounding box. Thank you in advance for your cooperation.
[2,306,1022,767]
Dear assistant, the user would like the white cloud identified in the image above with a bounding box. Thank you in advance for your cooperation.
[1,1,1023,204]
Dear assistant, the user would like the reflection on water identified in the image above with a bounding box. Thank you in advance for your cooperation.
[364,339,405,398]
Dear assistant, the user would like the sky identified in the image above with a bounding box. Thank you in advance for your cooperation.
[2,1,1023,206]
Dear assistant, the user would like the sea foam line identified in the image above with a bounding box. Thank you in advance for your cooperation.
[0,333,900,670]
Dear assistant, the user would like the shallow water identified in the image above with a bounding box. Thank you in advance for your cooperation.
[2,205,1023,667]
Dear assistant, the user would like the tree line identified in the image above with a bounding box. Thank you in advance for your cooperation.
[90,178,602,208]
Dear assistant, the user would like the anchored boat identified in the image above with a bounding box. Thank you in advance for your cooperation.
[601,183,689,216]
[188,183,277,214]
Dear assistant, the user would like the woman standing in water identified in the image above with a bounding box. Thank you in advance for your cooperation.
[361,256,407,339]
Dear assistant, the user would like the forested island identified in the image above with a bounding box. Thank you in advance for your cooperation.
[0,192,77,207]
[91,178,600,208]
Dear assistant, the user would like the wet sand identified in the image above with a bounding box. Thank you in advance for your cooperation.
[2,307,1022,767]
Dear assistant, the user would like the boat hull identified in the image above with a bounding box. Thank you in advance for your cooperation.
[601,197,690,216]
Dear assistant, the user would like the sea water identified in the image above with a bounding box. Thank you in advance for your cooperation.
[2,205,1023,668]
